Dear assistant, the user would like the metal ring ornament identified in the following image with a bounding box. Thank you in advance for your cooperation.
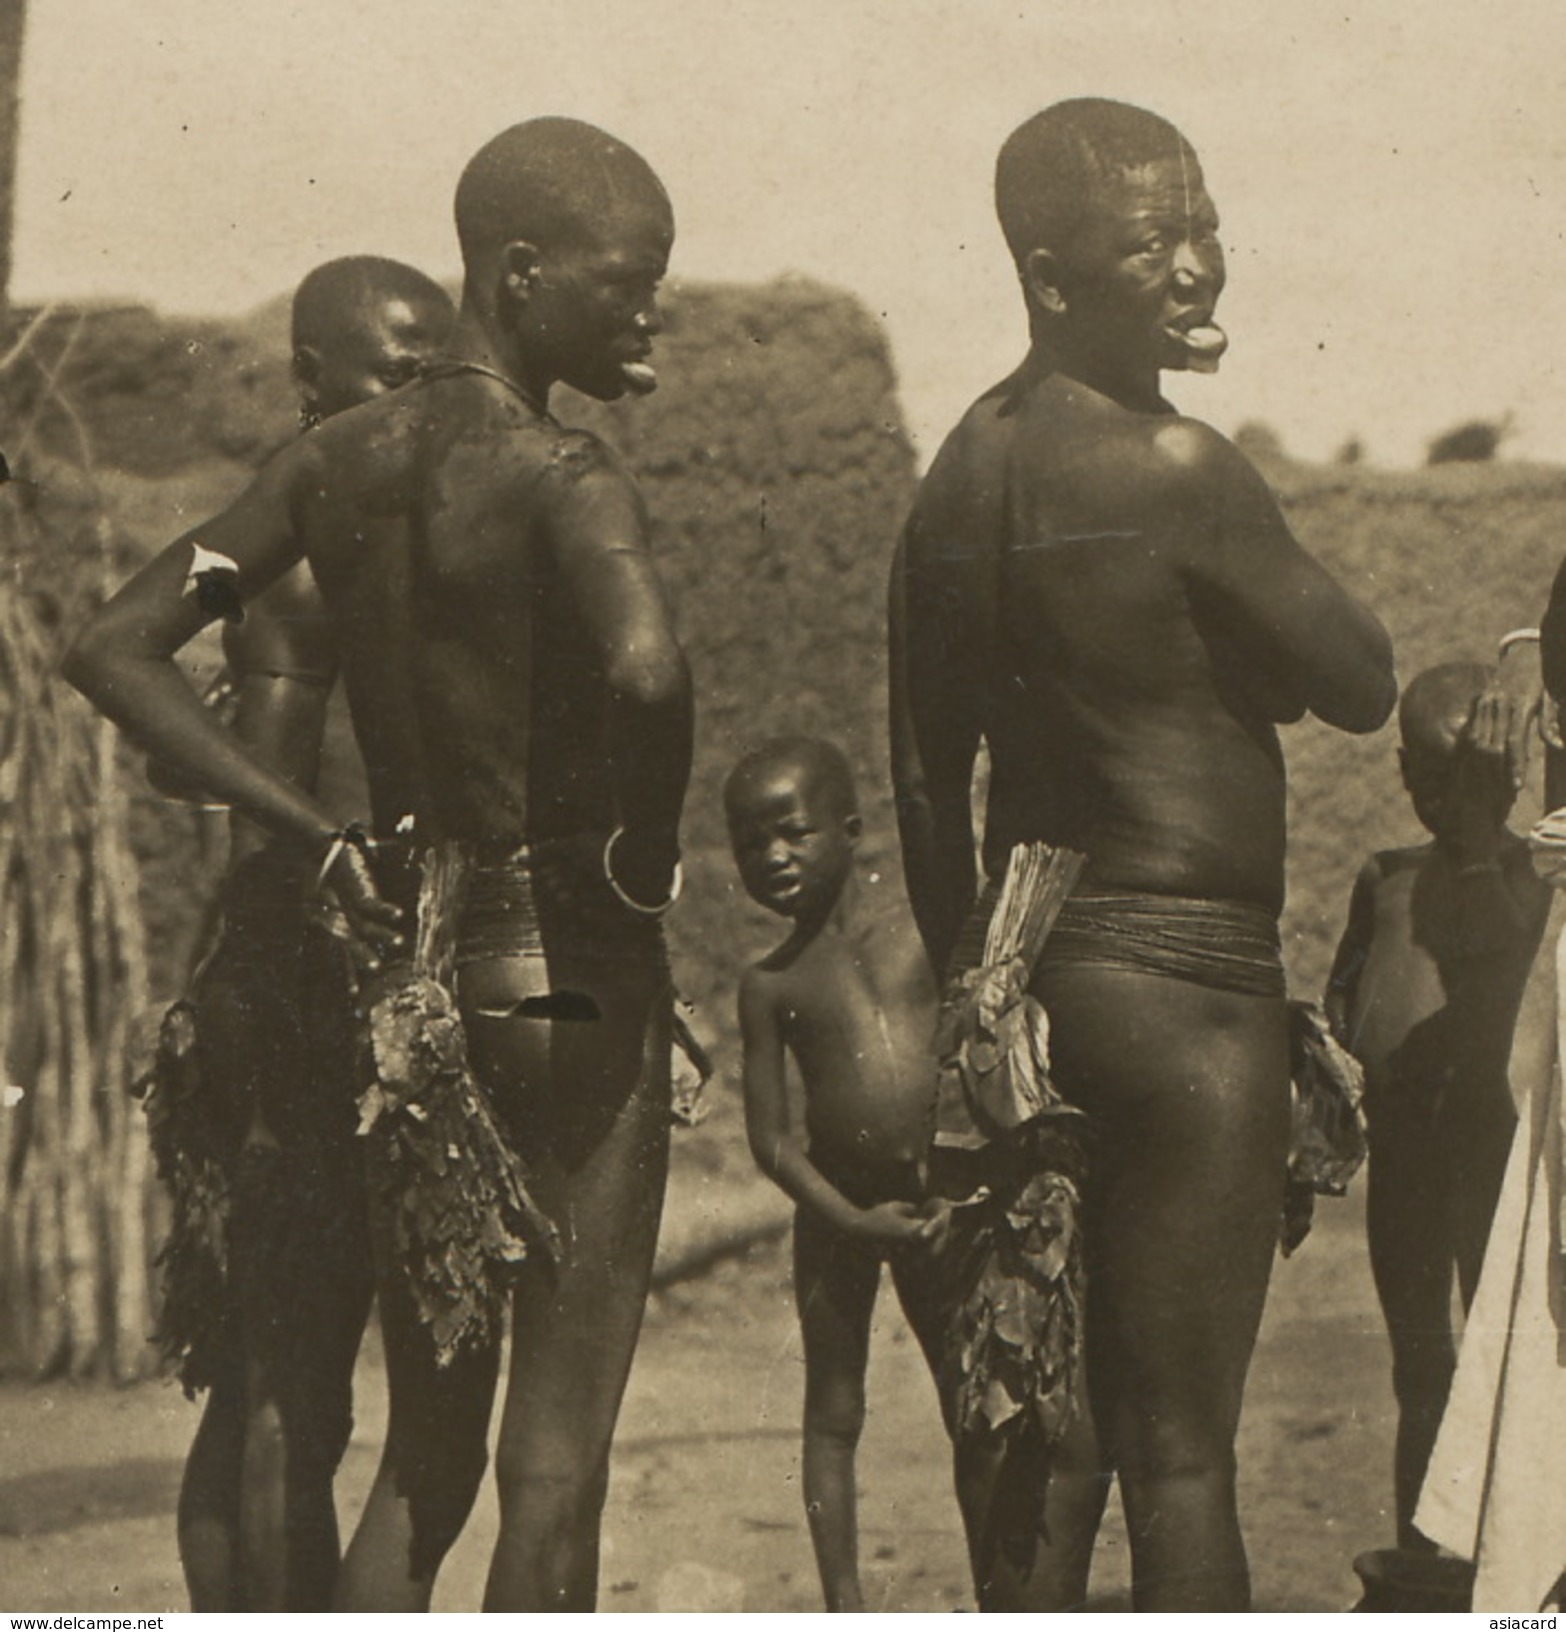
[1498,627,1542,661]
[603,826,683,917]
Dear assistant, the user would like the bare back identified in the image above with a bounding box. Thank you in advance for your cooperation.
[898,368,1394,923]
[295,374,636,847]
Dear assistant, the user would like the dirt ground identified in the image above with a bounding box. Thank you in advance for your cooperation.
[0,1190,1396,1613]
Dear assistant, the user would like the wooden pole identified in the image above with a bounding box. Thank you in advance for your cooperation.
[0,0,28,329]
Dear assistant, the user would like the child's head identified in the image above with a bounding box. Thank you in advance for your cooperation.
[1398,661,1511,837]
[724,737,861,920]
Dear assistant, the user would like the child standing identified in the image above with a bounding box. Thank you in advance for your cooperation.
[1326,663,1550,1548]
[727,737,949,1612]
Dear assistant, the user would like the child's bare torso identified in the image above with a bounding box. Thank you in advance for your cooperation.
[1348,839,1547,1098]
[762,902,936,1172]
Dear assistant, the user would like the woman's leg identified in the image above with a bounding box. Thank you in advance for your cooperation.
[1043,967,1290,1612]
[463,952,673,1612]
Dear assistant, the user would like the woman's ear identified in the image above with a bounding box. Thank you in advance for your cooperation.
[1023,245,1069,318]
[292,346,322,424]
[499,240,543,305]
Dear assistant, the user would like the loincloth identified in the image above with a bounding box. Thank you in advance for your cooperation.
[200,843,324,952]
[191,849,362,1148]
[168,1141,371,1424]
[224,1144,372,1470]
[131,845,364,1395]
[1034,888,1286,1000]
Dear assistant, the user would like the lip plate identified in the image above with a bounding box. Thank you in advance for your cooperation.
[1163,307,1218,336]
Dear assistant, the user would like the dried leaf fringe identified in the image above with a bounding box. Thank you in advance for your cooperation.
[358,844,560,1366]
[933,843,1090,1451]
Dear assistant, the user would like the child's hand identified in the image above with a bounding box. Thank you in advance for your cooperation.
[1544,694,1565,752]
[1481,639,1544,790]
[912,1196,955,1254]
[1447,725,1513,866]
[854,1200,936,1255]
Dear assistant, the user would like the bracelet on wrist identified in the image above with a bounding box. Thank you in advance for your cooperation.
[316,822,372,889]
[603,826,683,917]
[1499,627,1542,661]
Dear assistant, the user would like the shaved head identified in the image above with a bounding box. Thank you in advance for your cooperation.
[291,255,453,355]
[1399,662,1493,751]
[996,97,1195,269]
[724,737,858,823]
[454,117,672,269]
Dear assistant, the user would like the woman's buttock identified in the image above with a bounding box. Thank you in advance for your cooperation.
[1035,962,1289,1129]
[458,951,671,1150]
[1025,888,1287,1115]
[1037,964,1292,1282]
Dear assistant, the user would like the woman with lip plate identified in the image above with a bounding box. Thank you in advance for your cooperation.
[889,97,1395,1610]
[63,118,694,1613]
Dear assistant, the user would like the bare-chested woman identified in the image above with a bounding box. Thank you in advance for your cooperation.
[65,118,692,1611]
[889,98,1396,1610]
[170,256,453,1613]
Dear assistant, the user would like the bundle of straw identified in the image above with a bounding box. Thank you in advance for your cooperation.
[932,841,1090,1447]
[933,843,1085,1146]
[357,843,560,1366]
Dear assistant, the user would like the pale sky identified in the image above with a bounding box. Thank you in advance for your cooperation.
[13,0,1566,467]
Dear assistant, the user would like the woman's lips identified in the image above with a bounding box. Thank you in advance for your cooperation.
[620,359,658,394]
[1167,319,1228,374]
